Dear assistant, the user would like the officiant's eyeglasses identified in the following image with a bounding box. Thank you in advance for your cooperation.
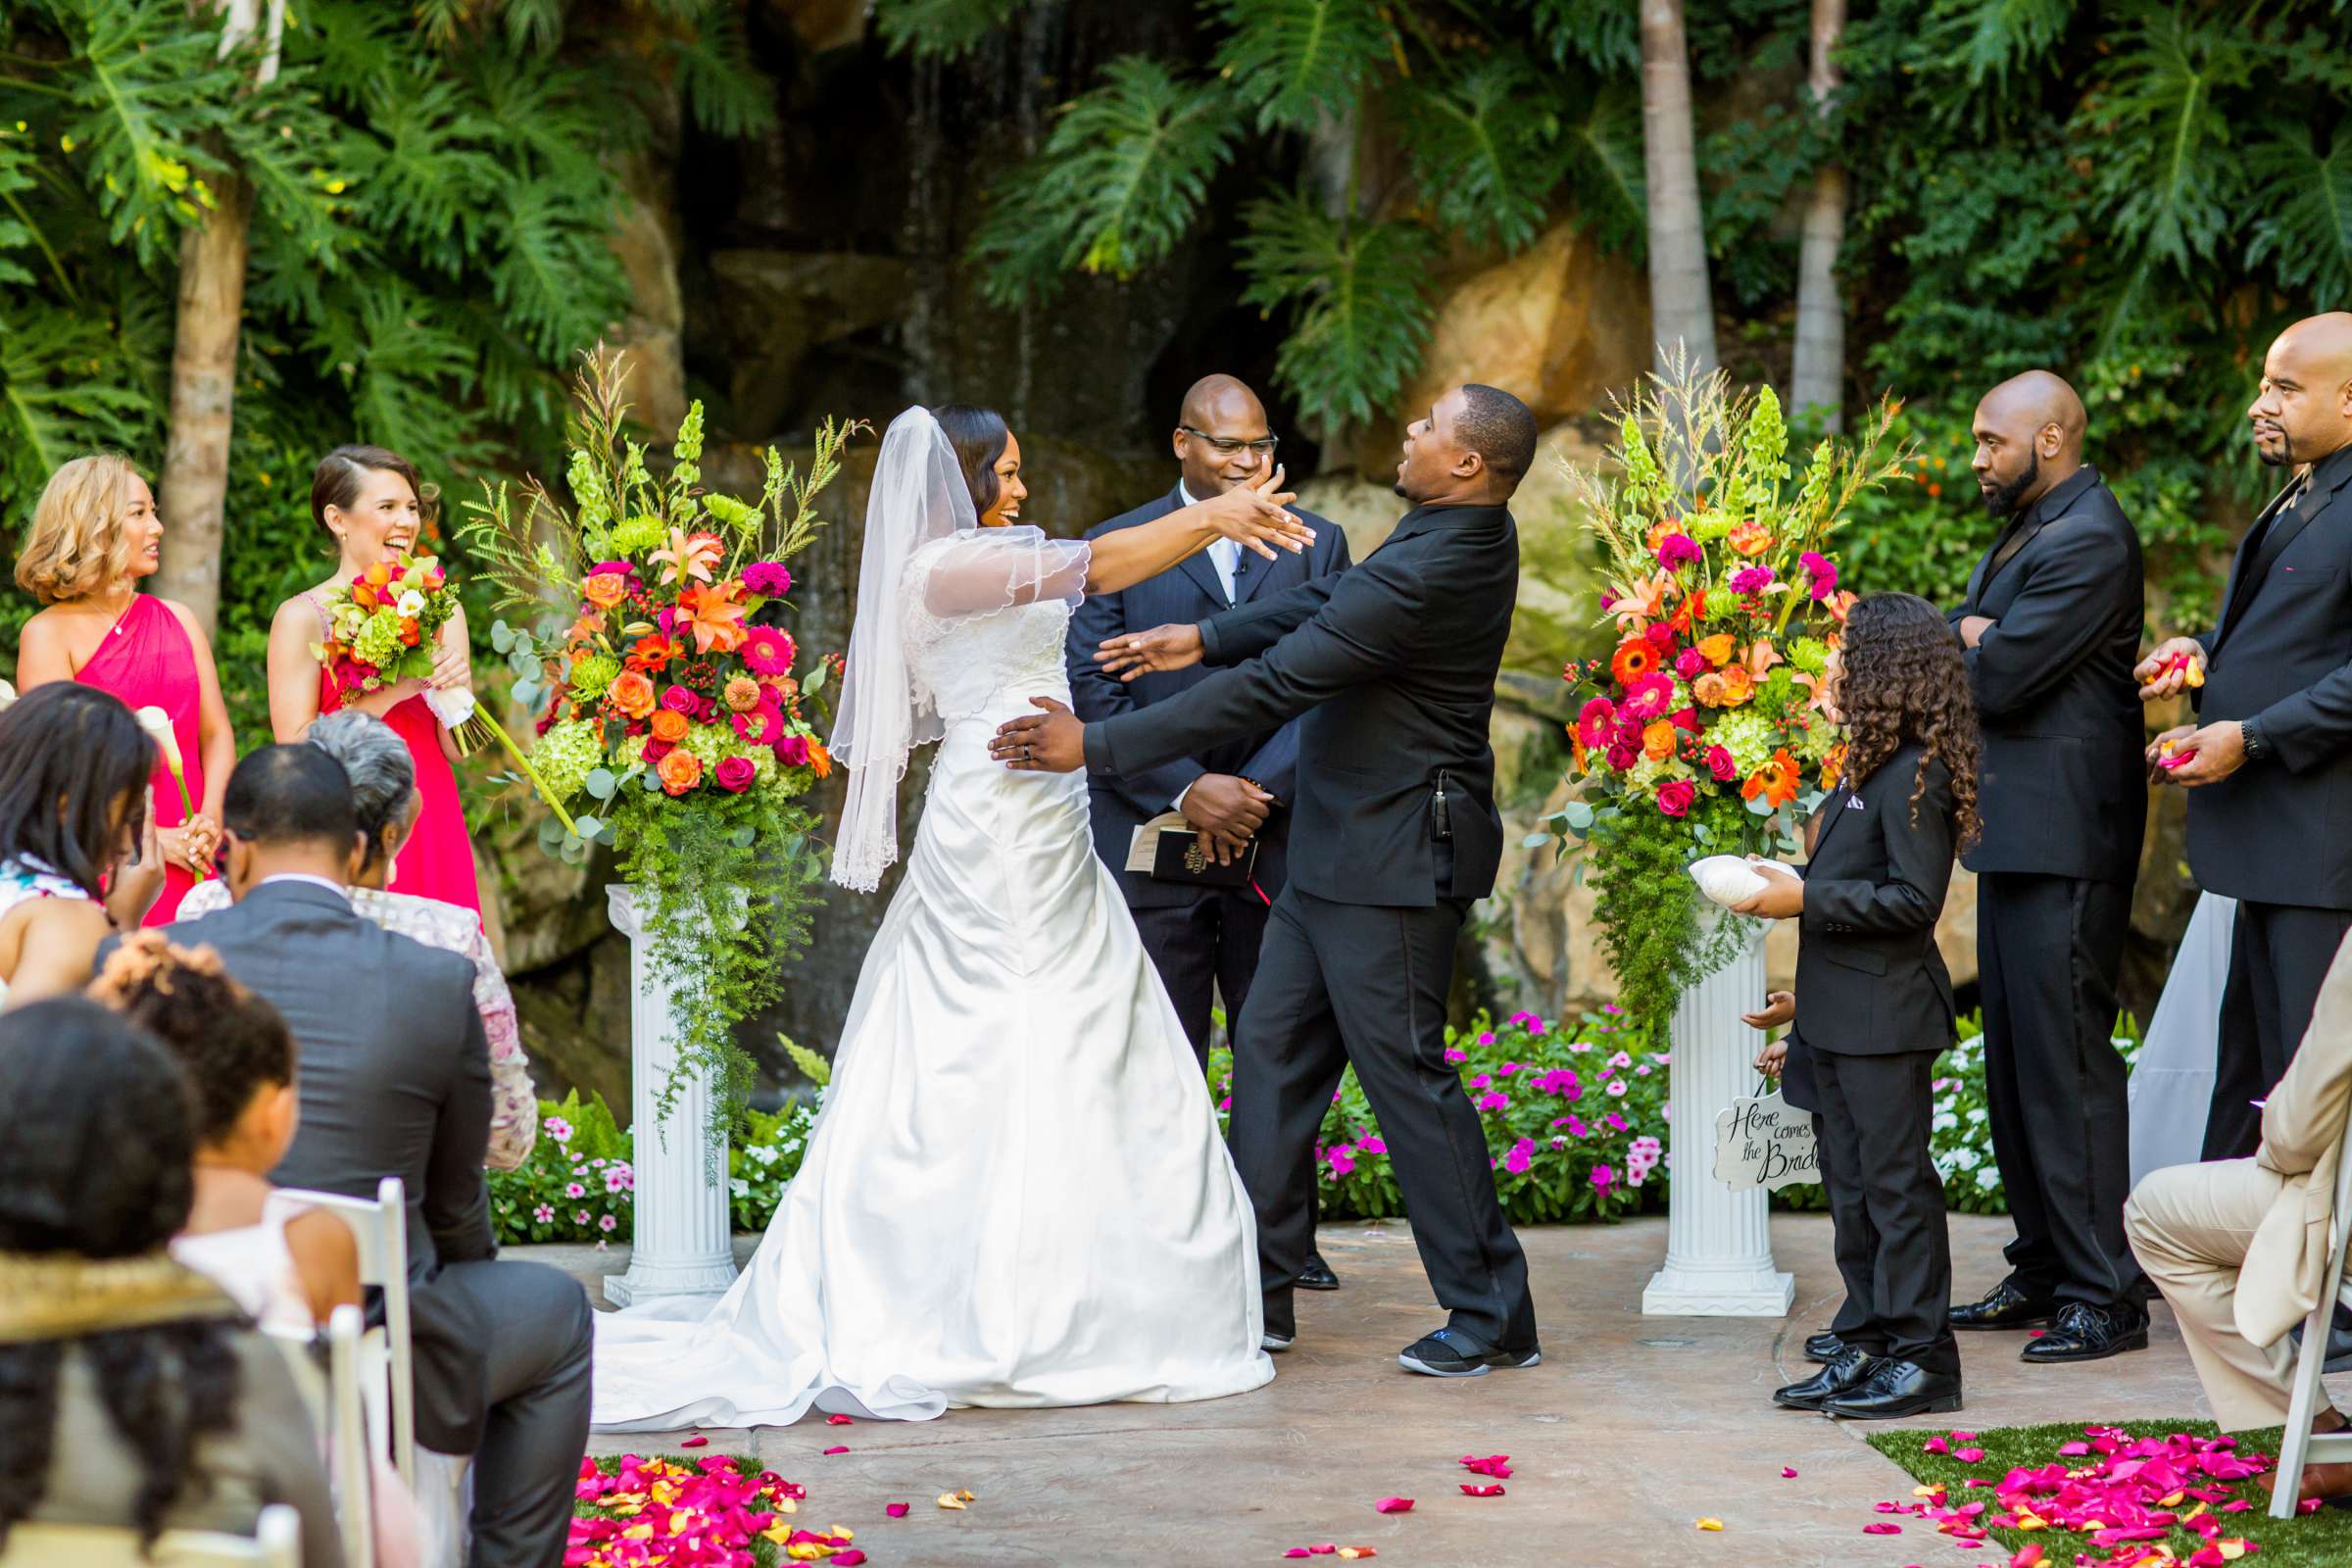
[1180,427,1279,459]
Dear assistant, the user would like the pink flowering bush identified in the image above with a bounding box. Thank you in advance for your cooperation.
[1210,1005,1672,1224]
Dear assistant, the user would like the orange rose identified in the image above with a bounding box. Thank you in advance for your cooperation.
[1727,519,1774,556]
[1609,638,1659,687]
[1642,719,1676,761]
[1695,632,1736,668]
[650,709,690,743]
[1644,517,1681,552]
[1718,664,1756,706]
[656,748,704,795]
[608,670,657,719]
[583,571,629,609]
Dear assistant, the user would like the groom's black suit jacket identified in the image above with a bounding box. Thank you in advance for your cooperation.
[1081,500,1516,908]
[2187,441,2352,909]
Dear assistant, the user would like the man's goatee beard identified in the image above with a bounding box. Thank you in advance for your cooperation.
[2257,430,2292,467]
[1393,480,1409,498]
[1983,452,2040,518]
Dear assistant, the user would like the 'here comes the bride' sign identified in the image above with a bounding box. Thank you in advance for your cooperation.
[1713,1089,1820,1192]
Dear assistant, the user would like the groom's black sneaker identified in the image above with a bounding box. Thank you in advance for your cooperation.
[1398,1328,1542,1378]
[1298,1251,1342,1292]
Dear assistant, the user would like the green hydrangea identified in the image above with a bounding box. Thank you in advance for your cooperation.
[1707,708,1781,775]
[531,718,609,806]
[352,612,411,673]
[568,652,620,703]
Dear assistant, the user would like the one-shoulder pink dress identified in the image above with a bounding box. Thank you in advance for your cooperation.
[308,593,483,920]
[75,594,206,924]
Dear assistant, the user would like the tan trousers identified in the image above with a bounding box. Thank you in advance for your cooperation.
[2125,1157,2299,1431]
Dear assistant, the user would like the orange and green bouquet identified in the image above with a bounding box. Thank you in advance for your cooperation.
[460,352,860,1143]
[1544,363,1909,1025]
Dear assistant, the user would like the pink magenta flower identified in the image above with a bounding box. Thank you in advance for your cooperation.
[1576,697,1618,748]
[775,733,811,766]
[741,624,796,675]
[1654,532,1701,570]
[603,1167,629,1194]
[1620,671,1675,721]
[1673,648,1707,679]
[1503,1138,1535,1175]
[1477,1091,1511,1113]
[546,1117,572,1143]
[1731,565,1776,597]
[1468,1072,1492,1089]
[598,1214,616,1232]
[1443,1047,1468,1063]
[1328,1147,1357,1177]
[1704,744,1738,781]
[1360,1137,1387,1154]
[532,1203,554,1223]
[574,1209,590,1224]
[1591,1163,1615,1189]
[660,683,700,715]
[1605,1111,1629,1132]
[1606,1078,1629,1098]
[1657,779,1696,818]
[564,1182,585,1199]
[732,702,786,747]
[742,562,793,597]
[715,755,759,793]
[1800,550,1838,601]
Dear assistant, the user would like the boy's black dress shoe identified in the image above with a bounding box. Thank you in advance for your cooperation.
[1950,1279,2055,1330]
[1298,1251,1342,1291]
[1397,1327,1542,1378]
[1821,1358,1964,1420]
[1803,1330,1845,1363]
[1774,1348,1877,1410]
[2020,1300,2148,1363]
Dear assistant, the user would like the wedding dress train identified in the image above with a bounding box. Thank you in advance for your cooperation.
[590,497,1273,1430]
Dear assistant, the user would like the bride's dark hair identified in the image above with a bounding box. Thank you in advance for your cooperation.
[931,405,1010,517]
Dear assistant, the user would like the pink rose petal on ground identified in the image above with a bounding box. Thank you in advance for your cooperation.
[1373,1496,1414,1514]
[833,1554,866,1566]
[1954,1447,1985,1464]
[1950,1431,1977,1443]
[2220,1498,2251,1512]
[678,1435,709,1448]
[2057,1442,2091,1456]
[1309,1547,1339,1556]
[823,1446,849,1455]
[2007,1546,2043,1568]
[1782,1467,1799,1478]
[1459,1484,1505,1497]
[827,1413,854,1425]
[1863,1521,1902,1534]
[885,1503,909,1518]
[1924,1439,1950,1455]
[1284,1551,1311,1560]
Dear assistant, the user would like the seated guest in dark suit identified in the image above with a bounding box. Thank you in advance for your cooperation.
[1066,373,1352,1292]
[120,745,590,1568]
[1944,371,2151,1358]
[2142,313,2352,1161]
[1740,593,1980,1419]
[0,998,345,1566]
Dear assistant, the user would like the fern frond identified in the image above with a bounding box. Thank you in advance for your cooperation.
[1929,0,2078,88]
[2073,10,2251,273]
[1208,0,1395,133]
[1563,79,1645,255]
[2246,117,2352,305]
[872,0,1023,59]
[0,303,163,510]
[491,178,629,361]
[665,12,776,140]
[1401,52,1564,252]
[1527,0,1641,74]
[340,72,509,260]
[969,57,1236,306]
[1237,193,1436,428]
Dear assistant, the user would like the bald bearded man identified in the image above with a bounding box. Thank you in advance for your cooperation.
[2143,313,2352,1163]
[1943,371,2152,1361]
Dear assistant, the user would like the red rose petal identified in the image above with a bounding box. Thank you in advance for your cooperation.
[826,1413,854,1425]
[1372,1497,1414,1514]
[1459,1484,1505,1497]
[1782,1466,1799,1478]
[823,1446,849,1455]
[885,1502,909,1518]
[1863,1522,1902,1534]
[678,1435,709,1449]
[833,1554,867,1567]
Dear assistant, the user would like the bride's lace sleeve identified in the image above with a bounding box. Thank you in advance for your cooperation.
[912,526,1091,620]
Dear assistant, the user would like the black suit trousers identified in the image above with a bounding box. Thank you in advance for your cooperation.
[1131,886,1273,1070]
[2203,901,2352,1160]
[1811,1048,1959,1374]
[1977,873,2144,1306]
[432,1257,595,1568]
[1229,872,1535,1348]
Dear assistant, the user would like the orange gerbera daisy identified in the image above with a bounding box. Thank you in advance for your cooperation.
[1609,638,1660,687]
[1741,749,1802,808]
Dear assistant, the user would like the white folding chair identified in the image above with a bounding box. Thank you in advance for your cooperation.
[2270,1103,2352,1517]
[324,1305,378,1568]
[278,1179,415,1489]
[0,1502,301,1566]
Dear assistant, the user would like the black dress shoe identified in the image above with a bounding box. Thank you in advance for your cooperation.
[1950,1279,2056,1331]
[1822,1358,1963,1420]
[1298,1251,1342,1292]
[1397,1327,1543,1378]
[2021,1300,2149,1363]
[1774,1348,1879,1410]
[1803,1330,1845,1364]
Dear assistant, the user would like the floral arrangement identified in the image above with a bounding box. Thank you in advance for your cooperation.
[310,551,458,699]
[1544,363,1910,1026]
[460,353,858,1143]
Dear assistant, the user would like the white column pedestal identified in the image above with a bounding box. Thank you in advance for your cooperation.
[603,884,739,1307]
[1642,920,1795,1316]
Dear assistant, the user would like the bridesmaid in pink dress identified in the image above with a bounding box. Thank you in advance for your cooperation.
[264,445,482,918]
[13,456,235,924]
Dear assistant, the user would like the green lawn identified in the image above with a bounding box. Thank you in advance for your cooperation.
[1868,1420,2352,1568]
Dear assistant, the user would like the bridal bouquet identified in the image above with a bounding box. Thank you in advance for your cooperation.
[1543,365,1909,1025]
[460,352,858,1142]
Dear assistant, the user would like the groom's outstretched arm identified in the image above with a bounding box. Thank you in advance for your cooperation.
[1199,570,1345,665]
[1086,560,1419,779]
[1066,575,1206,805]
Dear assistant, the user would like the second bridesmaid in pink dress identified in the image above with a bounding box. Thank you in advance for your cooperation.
[264,445,482,919]
[13,455,236,924]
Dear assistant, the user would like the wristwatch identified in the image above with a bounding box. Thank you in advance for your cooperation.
[2240,719,2273,764]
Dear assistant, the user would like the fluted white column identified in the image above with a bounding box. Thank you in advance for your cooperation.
[1642,918,1795,1316]
[603,884,739,1306]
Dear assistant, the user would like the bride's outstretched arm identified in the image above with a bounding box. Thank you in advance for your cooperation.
[1080,466,1314,595]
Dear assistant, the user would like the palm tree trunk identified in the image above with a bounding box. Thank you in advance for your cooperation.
[1637,0,1718,378]
[1788,0,1848,430]
[151,0,282,635]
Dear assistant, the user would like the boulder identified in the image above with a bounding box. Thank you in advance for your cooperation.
[707,251,915,437]
[606,154,689,435]
[762,0,865,52]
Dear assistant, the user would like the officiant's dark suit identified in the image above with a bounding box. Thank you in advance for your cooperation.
[2185,437,2352,1159]
[1065,484,1349,1062]
[1947,456,2149,1333]
[1072,387,1539,1367]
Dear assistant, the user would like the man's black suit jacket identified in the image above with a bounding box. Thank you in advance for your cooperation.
[1081,501,1515,908]
[1065,486,1350,907]
[2188,441,2352,909]
[1950,465,2147,884]
[1792,743,1960,1057]
[122,879,497,1453]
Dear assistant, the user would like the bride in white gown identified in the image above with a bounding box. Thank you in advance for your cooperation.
[590,405,1312,1430]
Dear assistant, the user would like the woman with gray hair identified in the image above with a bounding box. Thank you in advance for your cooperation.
[177,710,536,1167]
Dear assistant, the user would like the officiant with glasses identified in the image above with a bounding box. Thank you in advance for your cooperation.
[1066,373,1351,1292]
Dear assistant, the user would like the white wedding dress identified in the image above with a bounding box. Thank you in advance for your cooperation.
[589,514,1274,1431]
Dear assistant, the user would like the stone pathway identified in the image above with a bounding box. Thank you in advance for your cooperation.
[525,1213,2344,1566]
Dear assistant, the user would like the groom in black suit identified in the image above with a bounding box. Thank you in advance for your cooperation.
[995,384,1541,1376]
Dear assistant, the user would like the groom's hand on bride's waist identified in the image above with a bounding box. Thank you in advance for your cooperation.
[991,697,1088,772]
[1096,622,1204,682]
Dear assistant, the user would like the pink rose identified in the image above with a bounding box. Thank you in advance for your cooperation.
[1704,744,1738,782]
[714,755,758,793]
[1603,743,1640,771]
[660,683,700,714]
[1657,779,1696,817]
[775,733,811,766]
[1673,648,1707,680]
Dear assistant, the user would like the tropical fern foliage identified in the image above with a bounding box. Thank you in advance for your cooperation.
[0,0,766,727]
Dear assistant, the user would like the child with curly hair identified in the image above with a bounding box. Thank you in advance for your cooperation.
[1737,592,1983,1419]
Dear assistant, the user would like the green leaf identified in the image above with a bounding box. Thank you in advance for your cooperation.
[491,619,516,653]
[572,814,603,841]
[1207,0,1394,133]
[2246,116,2352,304]
[1400,53,1564,253]
[1520,831,1553,850]
[1236,193,1435,428]
[777,1032,831,1087]
[801,662,826,696]
[584,767,616,801]
[1562,800,1596,831]
[2072,10,2252,275]
[872,0,1023,59]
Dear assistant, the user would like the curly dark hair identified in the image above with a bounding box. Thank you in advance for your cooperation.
[0,683,154,900]
[91,932,296,1148]
[1836,591,1983,849]
[0,999,240,1550]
